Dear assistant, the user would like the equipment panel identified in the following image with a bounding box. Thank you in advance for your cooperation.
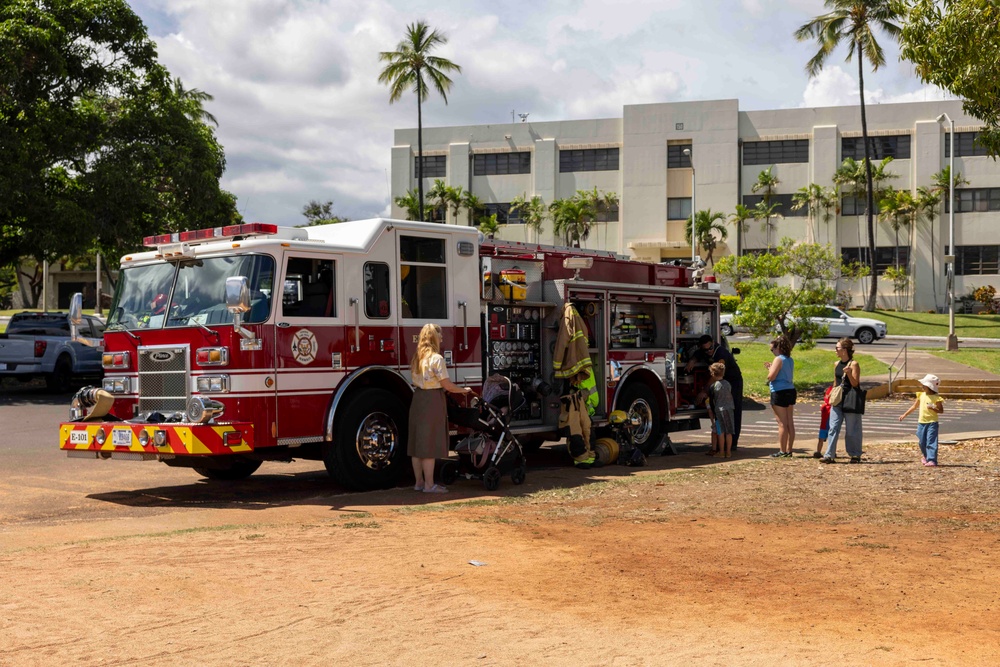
[483,304,544,421]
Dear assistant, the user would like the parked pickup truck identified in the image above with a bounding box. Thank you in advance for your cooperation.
[0,312,104,392]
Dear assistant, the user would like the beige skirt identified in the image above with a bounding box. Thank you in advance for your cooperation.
[408,388,449,459]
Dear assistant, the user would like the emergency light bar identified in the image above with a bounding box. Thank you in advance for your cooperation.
[143,223,279,248]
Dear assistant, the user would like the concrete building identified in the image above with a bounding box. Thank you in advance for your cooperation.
[391,98,998,311]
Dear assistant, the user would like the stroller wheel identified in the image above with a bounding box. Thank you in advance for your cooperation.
[439,460,459,486]
[483,467,502,491]
[510,462,527,485]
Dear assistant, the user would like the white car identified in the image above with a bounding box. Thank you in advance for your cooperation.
[720,312,741,337]
[806,306,887,344]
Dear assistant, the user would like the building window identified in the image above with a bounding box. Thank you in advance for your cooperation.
[364,262,391,319]
[945,132,991,158]
[473,152,531,176]
[840,247,910,275]
[414,155,446,178]
[667,198,692,220]
[594,203,619,223]
[400,235,447,319]
[741,194,807,217]
[667,144,692,168]
[840,195,881,216]
[559,147,619,172]
[947,246,1000,275]
[944,187,1000,213]
[742,139,809,165]
[841,135,911,160]
[482,203,523,225]
[427,205,446,223]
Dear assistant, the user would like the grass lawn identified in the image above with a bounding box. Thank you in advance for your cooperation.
[735,342,888,398]
[847,309,1000,338]
[927,349,1000,376]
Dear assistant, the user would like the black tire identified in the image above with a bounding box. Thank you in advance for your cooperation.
[616,382,663,455]
[325,387,408,492]
[518,435,548,453]
[483,466,502,491]
[721,323,735,337]
[510,462,526,485]
[439,460,459,486]
[46,355,73,393]
[856,327,876,345]
[193,459,262,480]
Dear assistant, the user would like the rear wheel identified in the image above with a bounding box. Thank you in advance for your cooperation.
[721,322,735,337]
[46,356,73,393]
[194,459,262,480]
[856,327,876,344]
[616,382,663,455]
[326,388,408,491]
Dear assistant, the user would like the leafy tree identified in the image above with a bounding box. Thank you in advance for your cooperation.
[478,213,501,240]
[714,240,870,347]
[882,265,910,311]
[729,204,755,256]
[460,191,485,227]
[751,166,781,248]
[792,183,839,244]
[394,189,433,221]
[900,0,1000,157]
[796,0,904,311]
[684,209,728,266]
[973,285,998,314]
[509,194,547,241]
[299,200,346,227]
[427,178,463,223]
[549,197,594,247]
[0,0,239,275]
[378,22,461,223]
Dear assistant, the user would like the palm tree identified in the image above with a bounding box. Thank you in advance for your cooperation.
[378,22,462,222]
[752,201,782,251]
[394,189,431,221]
[915,185,942,310]
[478,213,501,240]
[817,186,839,246]
[448,185,466,221]
[427,179,451,223]
[751,166,781,248]
[792,183,837,244]
[550,197,594,247]
[795,0,904,311]
[685,209,729,266]
[172,77,218,126]
[729,204,755,256]
[510,194,547,242]
[460,191,485,227]
[878,187,914,269]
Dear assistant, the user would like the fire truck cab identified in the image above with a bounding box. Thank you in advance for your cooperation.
[60,219,722,491]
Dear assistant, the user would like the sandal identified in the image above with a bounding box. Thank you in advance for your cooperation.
[423,484,449,494]
[413,484,424,491]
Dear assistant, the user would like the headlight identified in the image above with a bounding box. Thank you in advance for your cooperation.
[196,375,230,393]
[95,427,107,445]
[102,377,130,394]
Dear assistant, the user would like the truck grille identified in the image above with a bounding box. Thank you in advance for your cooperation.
[137,345,190,415]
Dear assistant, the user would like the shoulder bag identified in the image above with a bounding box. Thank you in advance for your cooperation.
[841,363,866,414]
[828,384,844,407]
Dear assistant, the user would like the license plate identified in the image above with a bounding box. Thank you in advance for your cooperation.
[70,431,90,445]
[112,429,133,447]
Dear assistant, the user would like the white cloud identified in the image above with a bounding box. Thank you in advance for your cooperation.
[127,1,958,227]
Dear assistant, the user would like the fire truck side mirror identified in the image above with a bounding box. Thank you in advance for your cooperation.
[69,292,83,342]
[225,276,253,339]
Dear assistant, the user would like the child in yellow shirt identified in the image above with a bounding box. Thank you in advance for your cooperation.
[898,374,945,467]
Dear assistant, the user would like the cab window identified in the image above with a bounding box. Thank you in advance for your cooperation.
[364,262,391,319]
[399,236,447,319]
[283,257,336,318]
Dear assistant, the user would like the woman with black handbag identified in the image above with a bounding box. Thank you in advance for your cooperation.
[821,338,864,464]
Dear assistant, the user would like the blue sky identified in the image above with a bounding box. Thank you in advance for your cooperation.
[129,0,953,227]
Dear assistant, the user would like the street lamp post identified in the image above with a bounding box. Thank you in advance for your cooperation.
[683,148,696,262]
[937,113,959,351]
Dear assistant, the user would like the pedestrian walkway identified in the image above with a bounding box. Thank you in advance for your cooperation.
[863,345,1000,382]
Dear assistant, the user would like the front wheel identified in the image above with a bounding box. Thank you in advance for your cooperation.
[721,323,735,337]
[46,356,73,393]
[615,382,663,455]
[326,388,408,491]
[856,327,876,345]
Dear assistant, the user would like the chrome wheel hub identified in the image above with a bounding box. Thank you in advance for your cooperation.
[628,398,653,445]
[355,412,398,470]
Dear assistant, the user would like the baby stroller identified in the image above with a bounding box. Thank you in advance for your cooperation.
[445,374,528,491]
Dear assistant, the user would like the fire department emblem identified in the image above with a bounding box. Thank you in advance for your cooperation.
[291,329,318,365]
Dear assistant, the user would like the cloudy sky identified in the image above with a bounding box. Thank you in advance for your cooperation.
[130,0,953,228]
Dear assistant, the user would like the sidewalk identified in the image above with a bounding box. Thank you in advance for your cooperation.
[863,344,1000,382]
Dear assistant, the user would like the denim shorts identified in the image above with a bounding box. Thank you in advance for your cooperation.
[770,388,797,407]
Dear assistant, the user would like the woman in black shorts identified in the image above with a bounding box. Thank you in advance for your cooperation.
[765,335,796,458]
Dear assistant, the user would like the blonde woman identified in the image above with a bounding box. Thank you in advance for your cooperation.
[409,323,472,493]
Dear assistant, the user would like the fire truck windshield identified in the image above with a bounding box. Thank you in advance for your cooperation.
[107,255,275,330]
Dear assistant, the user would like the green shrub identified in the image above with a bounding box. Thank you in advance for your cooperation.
[720,295,740,313]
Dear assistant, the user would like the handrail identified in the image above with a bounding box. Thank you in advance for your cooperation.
[886,343,908,397]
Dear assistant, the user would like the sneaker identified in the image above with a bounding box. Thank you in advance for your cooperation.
[820,456,835,464]
[924,460,938,467]
[782,452,793,458]
[849,457,861,464]
[769,451,785,458]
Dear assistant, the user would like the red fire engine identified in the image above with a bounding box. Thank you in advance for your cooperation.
[59,219,721,491]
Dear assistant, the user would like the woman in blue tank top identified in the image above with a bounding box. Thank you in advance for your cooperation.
[765,335,796,458]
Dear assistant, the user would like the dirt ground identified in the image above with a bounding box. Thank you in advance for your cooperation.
[4,438,1000,666]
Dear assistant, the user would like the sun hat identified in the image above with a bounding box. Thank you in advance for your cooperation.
[917,374,940,393]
